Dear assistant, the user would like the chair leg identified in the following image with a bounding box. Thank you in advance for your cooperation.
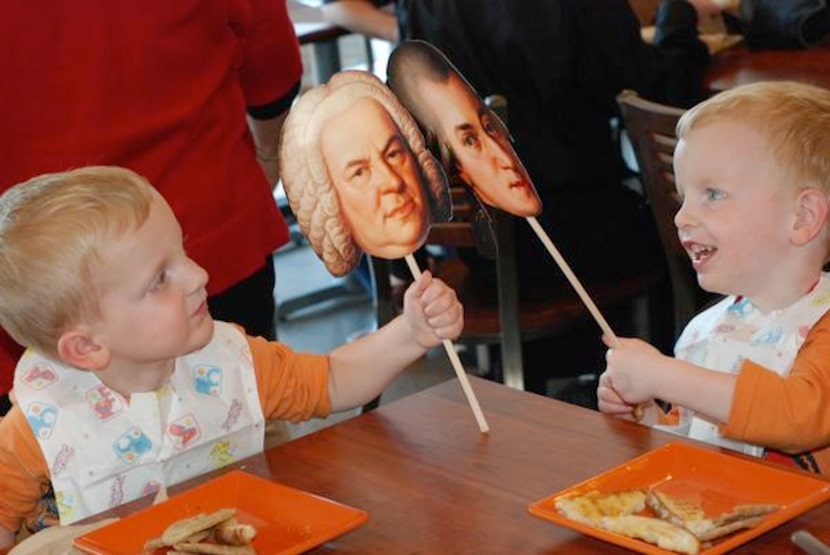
[631,294,650,340]
[475,344,491,375]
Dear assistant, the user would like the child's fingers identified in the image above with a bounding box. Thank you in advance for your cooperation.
[597,372,628,408]
[417,274,452,304]
[430,322,463,341]
[422,285,458,318]
[427,302,463,334]
[405,270,432,296]
[597,384,634,415]
[428,309,464,340]
[604,335,641,350]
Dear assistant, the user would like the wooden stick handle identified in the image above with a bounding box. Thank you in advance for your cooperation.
[405,255,490,433]
[524,218,648,417]
[526,216,618,346]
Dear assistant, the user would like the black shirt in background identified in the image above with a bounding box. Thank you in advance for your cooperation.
[394,0,709,296]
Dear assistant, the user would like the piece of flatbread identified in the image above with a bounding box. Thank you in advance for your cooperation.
[214,518,257,545]
[714,503,779,527]
[648,489,778,540]
[600,515,701,555]
[161,508,238,545]
[648,489,713,537]
[697,515,766,542]
[172,542,256,555]
[555,489,647,526]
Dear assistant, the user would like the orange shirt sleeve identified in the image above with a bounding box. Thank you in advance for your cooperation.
[0,406,50,534]
[723,309,830,454]
[246,335,332,423]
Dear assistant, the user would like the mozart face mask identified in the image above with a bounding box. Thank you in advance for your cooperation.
[388,40,542,218]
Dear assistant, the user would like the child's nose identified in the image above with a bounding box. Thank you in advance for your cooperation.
[186,258,209,292]
[673,200,692,229]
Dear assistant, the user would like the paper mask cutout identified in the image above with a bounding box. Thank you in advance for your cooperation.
[280,70,452,276]
[387,40,543,219]
[388,41,621,352]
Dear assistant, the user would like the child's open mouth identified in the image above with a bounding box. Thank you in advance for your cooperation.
[685,241,716,268]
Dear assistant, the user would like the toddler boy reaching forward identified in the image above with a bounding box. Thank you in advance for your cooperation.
[0,166,464,548]
[599,81,830,475]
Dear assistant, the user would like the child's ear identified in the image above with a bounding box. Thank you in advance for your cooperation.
[792,188,830,246]
[57,328,110,370]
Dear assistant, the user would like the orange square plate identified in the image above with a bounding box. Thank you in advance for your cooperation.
[528,442,830,554]
[73,470,369,555]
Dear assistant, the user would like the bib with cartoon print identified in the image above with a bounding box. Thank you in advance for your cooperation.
[13,321,264,524]
[673,272,830,457]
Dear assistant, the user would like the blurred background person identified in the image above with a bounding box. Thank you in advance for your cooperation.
[718,0,830,49]
[0,0,303,415]
[322,0,400,43]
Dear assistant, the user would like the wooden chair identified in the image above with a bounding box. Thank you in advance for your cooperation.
[627,0,661,26]
[367,96,668,395]
[617,90,713,338]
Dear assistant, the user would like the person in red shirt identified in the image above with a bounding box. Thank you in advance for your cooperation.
[0,0,303,413]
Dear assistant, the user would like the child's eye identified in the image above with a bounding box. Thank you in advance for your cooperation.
[150,269,169,291]
[705,188,726,201]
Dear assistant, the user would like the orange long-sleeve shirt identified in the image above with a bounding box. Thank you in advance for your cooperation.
[0,334,330,535]
[723,310,830,474]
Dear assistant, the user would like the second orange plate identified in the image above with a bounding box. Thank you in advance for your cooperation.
[529,442,830,554]
[73,469,369,555]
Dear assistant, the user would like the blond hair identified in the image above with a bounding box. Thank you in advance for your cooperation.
[677,81,830,195]
[279,70,450,276]
[0,166,156,360]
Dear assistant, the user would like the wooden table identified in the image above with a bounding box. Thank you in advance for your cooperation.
[101,377,830,553]
[705,44,830,93]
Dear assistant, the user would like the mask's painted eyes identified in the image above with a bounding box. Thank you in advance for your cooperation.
[385,140,406,165]
[460,130,480,149]
[481,113,499,136]
[348,165,368,181]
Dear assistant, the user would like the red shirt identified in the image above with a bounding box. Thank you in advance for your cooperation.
[0,0,303,393]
